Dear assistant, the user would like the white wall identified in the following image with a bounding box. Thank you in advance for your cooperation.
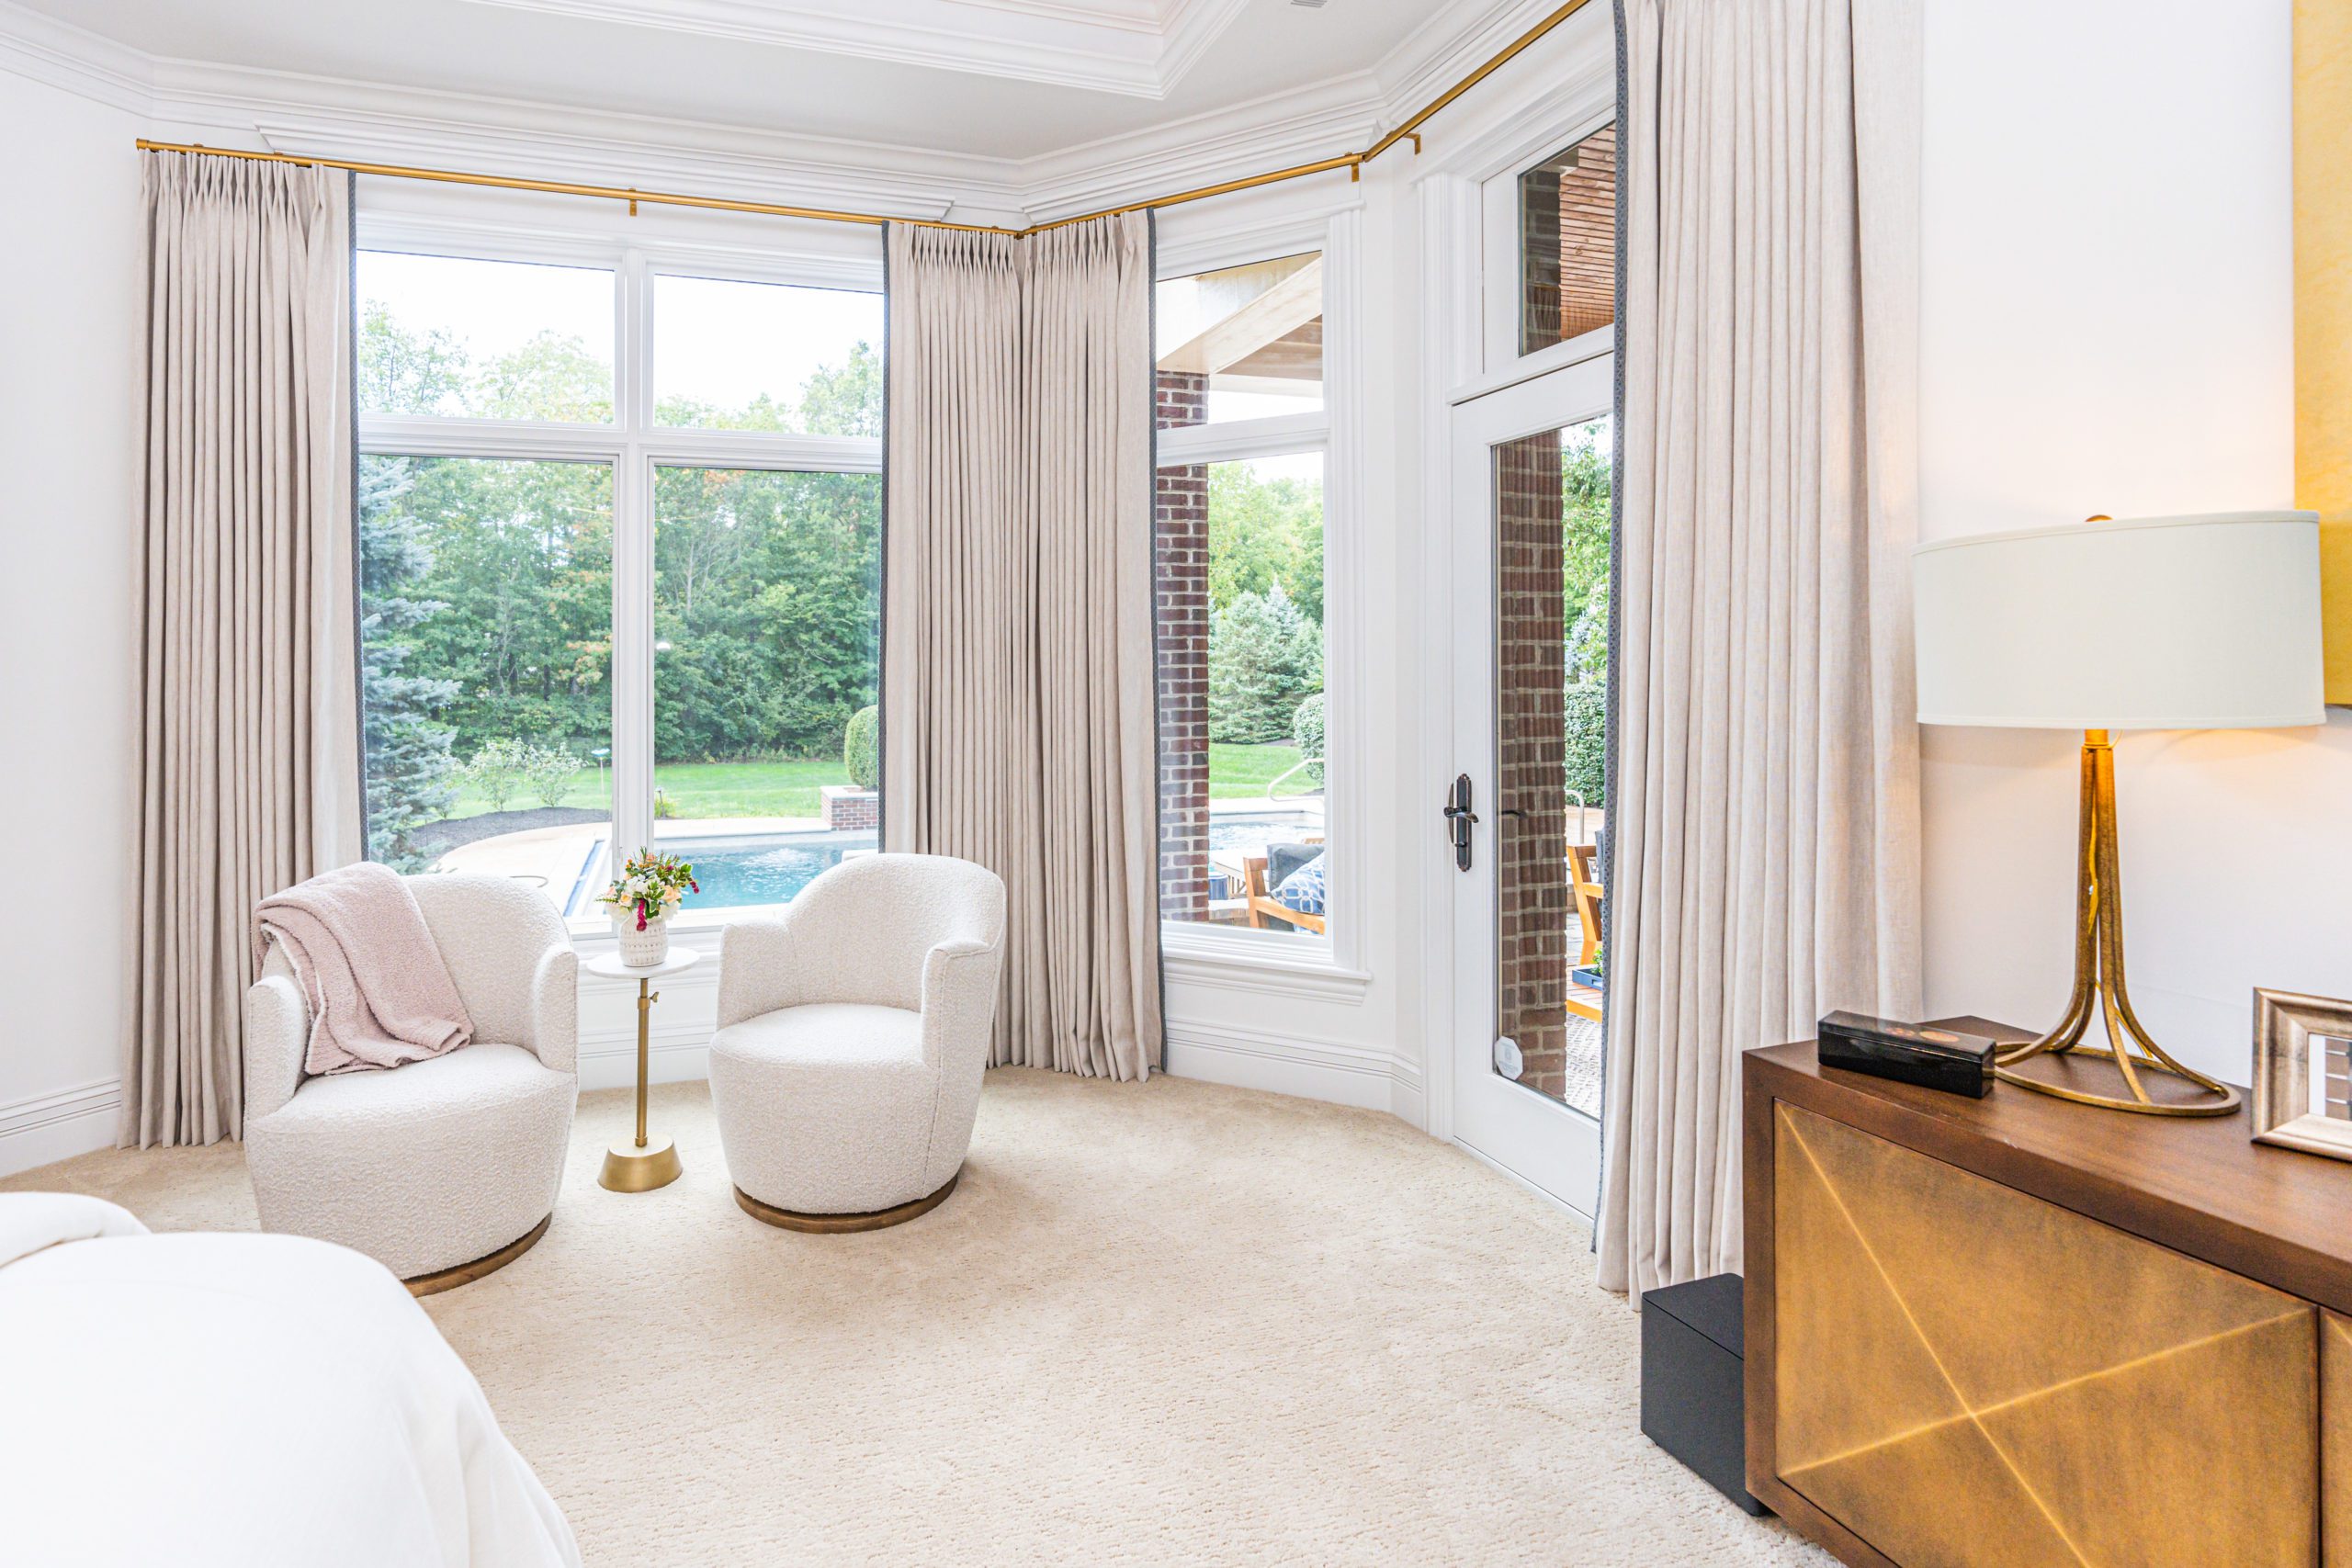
[0,68,144,1168]
[1917,0,2321,1083]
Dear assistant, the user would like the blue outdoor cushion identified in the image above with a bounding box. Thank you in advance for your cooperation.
[1273,853,1327,917]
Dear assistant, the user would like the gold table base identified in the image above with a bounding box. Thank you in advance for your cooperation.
[600,1134,682,1192]
[598,968,686,1190]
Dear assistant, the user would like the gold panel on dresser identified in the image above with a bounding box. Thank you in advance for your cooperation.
[1771,1101,2316,1568]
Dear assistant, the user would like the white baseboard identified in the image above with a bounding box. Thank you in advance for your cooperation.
[0,1077,122,1178]
[1163,1019,1421,1116]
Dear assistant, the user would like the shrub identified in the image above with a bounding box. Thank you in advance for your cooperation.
[1292,693,1327,788]
[461,736,531,813]
[652,788,677,820]
[843,705,881,790]
[523,742,582,807]
[1563,682,1608,808]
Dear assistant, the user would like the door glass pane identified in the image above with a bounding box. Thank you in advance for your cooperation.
[1154,452,1328,937]
[358,456,615,916]
[358,253,615,422]
[1493,418,1611,1113]
[1155,253,1324,423]
[651,467,883,912]
[1518,124,1617,356]
[653,276,883,433]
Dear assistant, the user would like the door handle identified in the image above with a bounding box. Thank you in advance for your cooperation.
[1442,773,1478,872]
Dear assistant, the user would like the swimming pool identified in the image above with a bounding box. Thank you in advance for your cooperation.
[1204,810,1323,851]
[564,830,878,915]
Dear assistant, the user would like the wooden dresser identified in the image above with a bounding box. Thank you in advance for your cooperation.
[1744,1023,2352,1568]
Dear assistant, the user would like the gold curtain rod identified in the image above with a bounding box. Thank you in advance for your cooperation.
[134,0,1593,239]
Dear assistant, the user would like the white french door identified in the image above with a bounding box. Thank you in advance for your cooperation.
[1445,353,1613,1214]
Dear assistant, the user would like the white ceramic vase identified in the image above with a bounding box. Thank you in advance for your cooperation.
[616,912,671,968]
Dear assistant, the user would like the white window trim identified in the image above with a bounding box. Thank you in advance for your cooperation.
[355,215,886,942]
[1153,207,1365,996]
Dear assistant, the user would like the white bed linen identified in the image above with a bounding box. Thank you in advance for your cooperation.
[0,1194,580,1568]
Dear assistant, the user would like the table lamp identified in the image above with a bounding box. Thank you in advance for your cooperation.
[1913,511,2325,1115]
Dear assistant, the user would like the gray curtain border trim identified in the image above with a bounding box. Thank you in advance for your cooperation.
[1594,0,1630,1234]
[878,225,893,855]
[346,168,368,867]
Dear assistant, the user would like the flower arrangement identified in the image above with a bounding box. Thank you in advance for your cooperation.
[597,848,699,931]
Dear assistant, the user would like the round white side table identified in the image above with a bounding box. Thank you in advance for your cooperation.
[585,948,700,1192]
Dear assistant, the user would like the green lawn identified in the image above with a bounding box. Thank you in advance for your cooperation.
[439,742,1312,821]
[444,756,854,821]
[1208,741,1317,800]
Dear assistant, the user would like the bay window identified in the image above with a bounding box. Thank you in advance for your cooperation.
[356,240,885,922]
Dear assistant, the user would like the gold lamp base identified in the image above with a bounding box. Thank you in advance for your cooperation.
[1999,730,2240,1118]
[599,1134,683,1192]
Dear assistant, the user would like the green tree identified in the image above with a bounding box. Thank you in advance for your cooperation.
[357,454,459,869]
[1206,463,1324,623]
[1564,682,1607,808]
[1561,426,1612,684]
[477,332,614,423]
[799,342,882,436]
[1208,581,1323,743]
[358,304,467,415]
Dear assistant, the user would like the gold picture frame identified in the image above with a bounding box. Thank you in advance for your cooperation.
[2251,988,2352,1159]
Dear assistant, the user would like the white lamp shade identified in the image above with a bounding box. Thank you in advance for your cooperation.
[1914,511,2325,730]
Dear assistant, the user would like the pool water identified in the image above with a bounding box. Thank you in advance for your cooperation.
[567,830,876,915]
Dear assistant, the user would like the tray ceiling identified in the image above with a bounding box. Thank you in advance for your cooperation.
[7,0,1467,163]
[457,0,1253,96]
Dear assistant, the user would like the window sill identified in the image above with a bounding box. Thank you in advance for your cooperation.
[568,902,787,955]
[1160,926,1370,1004]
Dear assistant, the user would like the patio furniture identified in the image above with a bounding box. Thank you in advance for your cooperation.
[1568,840,1604,965]
[1241,843,1327,935]
[243,874,580,1292]
[709,853,1006,1231]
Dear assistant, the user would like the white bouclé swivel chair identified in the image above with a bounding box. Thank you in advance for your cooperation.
[243,874,580,1292]
[710,853,1007,1231]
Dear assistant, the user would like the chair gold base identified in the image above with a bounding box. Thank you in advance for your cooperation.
[733,1168,961,1233]
[600,1135,683,1193]
[1999,730,2240,1119]
[404,1213,550,1297]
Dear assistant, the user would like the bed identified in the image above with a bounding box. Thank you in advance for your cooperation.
[0,1193,580,1568]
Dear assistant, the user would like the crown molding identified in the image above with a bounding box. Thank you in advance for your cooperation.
[147,57,1028,223]
[0,0,1589,231]
[454,0,1249,98]
[0,0,149,114]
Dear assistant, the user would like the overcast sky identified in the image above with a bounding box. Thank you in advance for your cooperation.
[358,251,881,413]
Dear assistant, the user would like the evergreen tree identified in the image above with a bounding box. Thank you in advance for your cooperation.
[1208,581,1324,743]
[358,454,460,869]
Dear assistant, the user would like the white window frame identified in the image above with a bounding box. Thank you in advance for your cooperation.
[355,211,886,940]
[1153,209,1366,988]
[1472,90,1619,386]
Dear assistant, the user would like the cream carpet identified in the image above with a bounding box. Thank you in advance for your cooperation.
[6,1071,1831,1566]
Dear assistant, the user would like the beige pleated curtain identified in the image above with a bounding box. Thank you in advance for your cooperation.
[1597,0,1924,1294]
[882,211,1162,1079]
[124,152,360,1146]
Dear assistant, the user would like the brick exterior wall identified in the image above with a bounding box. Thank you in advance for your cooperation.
[820,784,879,832]
[1520,123,1617,356]
[1494,429,1571,1098]
[1154,370,1211,919]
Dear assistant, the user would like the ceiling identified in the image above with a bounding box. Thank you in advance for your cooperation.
[19,0,1471,164]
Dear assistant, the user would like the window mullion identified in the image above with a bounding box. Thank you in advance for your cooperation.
[607,254,659,886]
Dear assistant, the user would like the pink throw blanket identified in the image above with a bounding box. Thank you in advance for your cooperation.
[254,863,475,1076]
